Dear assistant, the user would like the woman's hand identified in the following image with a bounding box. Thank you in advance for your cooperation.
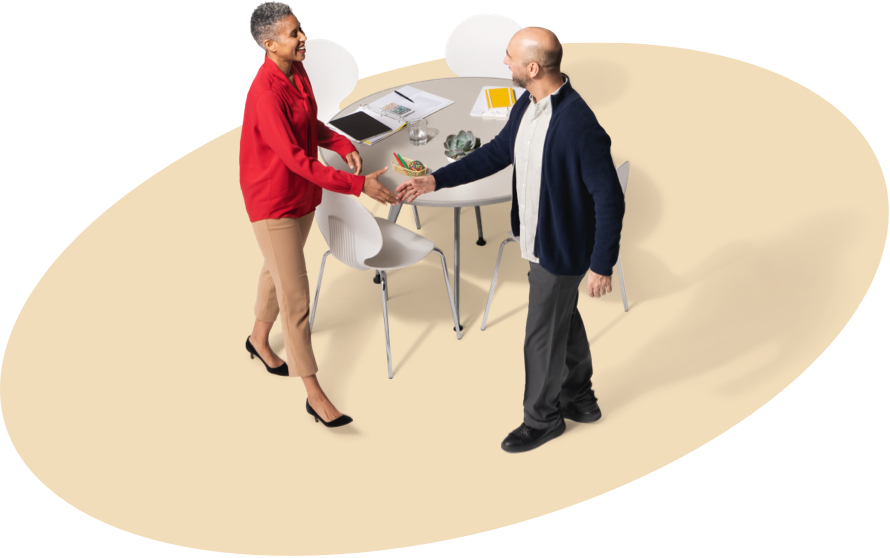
[344,151,362,175]
[362,168,399,206]
[396,175,436,203]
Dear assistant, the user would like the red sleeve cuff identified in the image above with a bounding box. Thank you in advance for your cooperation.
[350,173,364,197]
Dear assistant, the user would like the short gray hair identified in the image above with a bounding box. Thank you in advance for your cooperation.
[250,2,293,50]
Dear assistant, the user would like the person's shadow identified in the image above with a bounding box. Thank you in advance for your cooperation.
[598,208,872,413]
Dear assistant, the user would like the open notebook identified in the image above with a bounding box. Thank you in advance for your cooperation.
[470,86,525,118]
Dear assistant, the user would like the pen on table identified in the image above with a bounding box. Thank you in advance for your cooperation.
[394,90,414,103]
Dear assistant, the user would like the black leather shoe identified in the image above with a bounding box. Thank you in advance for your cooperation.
[501,419,566,453]
[562,394,602,423]
[245,337,288,376]
[560,390,603,422]
[305,399,353,428]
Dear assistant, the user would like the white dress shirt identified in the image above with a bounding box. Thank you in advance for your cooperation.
[514,79,566,263]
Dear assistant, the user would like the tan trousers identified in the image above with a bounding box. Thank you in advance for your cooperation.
[251,213,318,377]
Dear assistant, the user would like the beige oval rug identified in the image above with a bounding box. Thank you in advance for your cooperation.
[2,44,886,555]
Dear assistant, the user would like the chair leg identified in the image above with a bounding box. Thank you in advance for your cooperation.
[617,256,628,312]
[474,206,486,246]
[481,238,516,331]
[375,206,403,286]
[413,206,421,230]
[432,248,462,341]
[309,250,330,332]
[379,271,394,379]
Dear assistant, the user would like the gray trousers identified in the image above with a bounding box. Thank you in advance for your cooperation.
[523,262,594,429]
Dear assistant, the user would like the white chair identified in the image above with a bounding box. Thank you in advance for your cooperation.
[300,39,358,123]
[309,190,462,379]
[303,39,424,231]
[481,161,631,330]
[445,14,521,80]
[407,15,523,239]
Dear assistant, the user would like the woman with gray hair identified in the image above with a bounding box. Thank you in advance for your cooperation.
[240,3,398,427]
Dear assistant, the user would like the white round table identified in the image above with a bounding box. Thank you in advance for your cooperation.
[320,77,518,329]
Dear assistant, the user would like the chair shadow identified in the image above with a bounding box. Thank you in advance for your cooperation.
[392,323,436,377]
[308,260,486,383]
[587,311,626,346]
[482,303,527,330]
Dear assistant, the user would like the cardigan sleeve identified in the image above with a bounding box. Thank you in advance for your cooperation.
[255,91,364,197]
[432,116,513,190]
[580,125,625,276]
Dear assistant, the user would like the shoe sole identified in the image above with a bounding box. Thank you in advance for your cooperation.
[501,421,567,453]
[563,409,602,423]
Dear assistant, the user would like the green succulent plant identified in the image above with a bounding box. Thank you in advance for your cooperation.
[444,130,482,160]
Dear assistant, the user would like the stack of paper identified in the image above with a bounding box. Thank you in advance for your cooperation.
[328,86,456,145]
[369,85,454,122]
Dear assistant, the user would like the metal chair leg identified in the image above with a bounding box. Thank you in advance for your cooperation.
[309,250,330,332]
[617,256,628,312]
[379,270,393,379]
[413,206,421,229]
[432,248,462,341]
[481,237,517,331]
[474,206,485,246]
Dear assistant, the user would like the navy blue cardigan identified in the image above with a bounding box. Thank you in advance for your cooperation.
[432,75,624,277]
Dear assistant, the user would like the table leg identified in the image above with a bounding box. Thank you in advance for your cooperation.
[387,204,402,223]
[454,207,463,331]
[474,206,486,246]
[376,204,404,284]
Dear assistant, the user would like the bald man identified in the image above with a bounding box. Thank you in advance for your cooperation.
[397,27,625,453]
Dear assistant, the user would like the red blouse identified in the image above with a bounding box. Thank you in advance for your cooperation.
[239,55,364,222]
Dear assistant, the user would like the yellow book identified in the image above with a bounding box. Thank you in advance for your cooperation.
[485,87,517,109]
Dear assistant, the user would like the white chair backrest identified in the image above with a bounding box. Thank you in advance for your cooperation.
[315,190,382,271]
[616,161,630,195]
[445,14,521,79]
[301,39,359,122]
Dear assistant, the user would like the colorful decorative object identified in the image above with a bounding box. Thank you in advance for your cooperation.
[391,157,429,178]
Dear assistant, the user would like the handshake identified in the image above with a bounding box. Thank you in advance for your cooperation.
[358,167,437,206]
[345,151,435,206]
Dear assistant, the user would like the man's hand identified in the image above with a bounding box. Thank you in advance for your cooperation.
[362,167,399,206]
[396,174,437,203]
[587,270,612,298]
[344,151,362,175]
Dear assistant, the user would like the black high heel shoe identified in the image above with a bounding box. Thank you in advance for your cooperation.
[245,337,289,376]
[305,399,353,428]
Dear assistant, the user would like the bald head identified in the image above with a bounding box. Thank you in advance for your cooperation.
[510,27,562,74]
